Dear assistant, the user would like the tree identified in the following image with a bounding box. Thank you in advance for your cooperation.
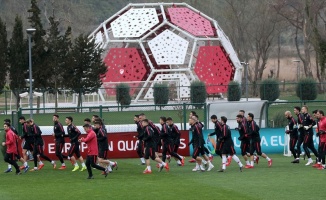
[116,83,131,110]
[227,81,241,101]
[153,83,169,109]
[190,81,206,108]
[8,16,28,109]
[260,79,280,101]
[0,17,8,93]
[63,34,107,110]
[46,14,72,109]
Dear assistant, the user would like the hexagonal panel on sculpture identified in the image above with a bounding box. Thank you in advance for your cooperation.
[168,7,215,37]
[102,48,149,94]
[148,30,189,65]
[194,46,235,93]
[111,8,159,38]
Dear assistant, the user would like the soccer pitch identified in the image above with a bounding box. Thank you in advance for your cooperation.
[0,154,324,200]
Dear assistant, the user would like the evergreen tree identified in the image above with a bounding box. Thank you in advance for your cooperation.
[8,16,28,109]
[46,15,72,108]
[28,0,49,89]
[64,34,107,110]
[0,17,8,93]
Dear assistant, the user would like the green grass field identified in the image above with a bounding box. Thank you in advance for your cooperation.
[0,154,324,200]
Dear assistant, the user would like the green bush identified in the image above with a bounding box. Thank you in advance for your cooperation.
[272,111,288,128]
[260,79,280,101]
[227,81,241,101]
[190,81,206,108]
[296,78,317,100]
[153,83,169,108]
[116,83,131,110]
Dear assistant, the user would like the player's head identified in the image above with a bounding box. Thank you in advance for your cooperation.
[26,119,34,126]
[3,122,11,131]
[19,116,26,124]
[83,123,92,132]
[84,118,91,125]
[134,115,139,122]
[284,111,292,119]
[294,106,301,115]
[247,113,254,121]
[301,105,308,114]
[166,117,173,126]
[160,116,167,124]
[4,119,11,124]
[65,116,73,125]
[317,110,325,119]
[220,116,227,124]
[189,111,196,118]
[210,115,217,123]
[239,110,245,116]
[142,119,149,127]
[312,110,318,118]
[53,114,59,122]
[92,115,99,123]
[93,120,102,129]
[236,114,243,123]
[139,113,146,121]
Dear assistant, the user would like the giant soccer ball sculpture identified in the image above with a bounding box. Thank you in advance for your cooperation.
[90,3,242,101]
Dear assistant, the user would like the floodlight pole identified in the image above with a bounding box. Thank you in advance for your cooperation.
[241,62,249,101]
[27,28,36,119]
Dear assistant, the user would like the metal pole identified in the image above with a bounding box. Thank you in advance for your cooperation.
[245,63,248,101]
[28,34,33,119]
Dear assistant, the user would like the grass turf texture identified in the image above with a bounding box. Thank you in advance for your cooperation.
[0,154,324,200]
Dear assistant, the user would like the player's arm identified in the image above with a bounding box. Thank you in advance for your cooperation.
[71,126,81,140]
[97,128,107,141]
[5,133,14,145]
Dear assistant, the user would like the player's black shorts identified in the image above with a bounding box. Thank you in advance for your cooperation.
[221,141,236,155]
[192,146,206,159]
[68,143,81,158]
[33,144,45,156]
[144,146,156,160]
[240,140,250,156]
[173,144,179,153]
[98,148,108,159]
[23,140,34,151]
[250,140,262,156]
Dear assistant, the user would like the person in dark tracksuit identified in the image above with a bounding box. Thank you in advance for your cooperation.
[65,116,86,172]
[167,117,184,166]
[188,116,214,172]
[301,106,319,165]
[246,113,272,168]
[134,115,145,165]
[208,115,222,158]
[19,116,34,162]
[294,106,305,160]
[236,114,251,167]
[138,113,161,155]
[27,119,56,171]
[218,116,243,172]
[52,115,67,170]
[284,111,299,163]
[142,119,168,174]
[159,117,184,167]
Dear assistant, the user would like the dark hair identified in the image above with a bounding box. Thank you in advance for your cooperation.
[83,124,92,128]
[135,114,140,118]
[139,113,145,116]
[66,116,73,122]
[4,122,11,127]
[312,110,318,114]
[4,119,11,123]
[84,118,91,122]
[92,115,99,118]
[221,116,227,123]
[236,114,243,118]
[194,114,199,119]
[239,110,245,113]
[19,116,26,120]
[160,116,167,122]
[53,114,59,118]
[210,115,217,119]
[94,120,102,125]
[248,113,254,119]
[190,111,196,115]
[318,110,325,116]
[142,119,149,123]
[166,117,173,121]
[294,106,301,111]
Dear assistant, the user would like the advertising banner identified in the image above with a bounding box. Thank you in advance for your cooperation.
[18,130,190,160]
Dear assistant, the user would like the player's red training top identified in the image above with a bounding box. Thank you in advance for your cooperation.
[5,129,17,154]
[318,116,326,143]
[81,129,98,156]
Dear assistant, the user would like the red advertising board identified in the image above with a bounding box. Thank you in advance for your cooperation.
[18,131,190,160]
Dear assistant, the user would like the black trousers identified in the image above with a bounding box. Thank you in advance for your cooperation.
[4,153,20,173]
[289,136,298,159]
[86,155,105,177]
[296,132,304,158]
[162,142,182,162]
[319,142,326,165]
[55,142,67,164]
[33,144,52,167]
[136,140,144,158]
[303,133,318,159]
